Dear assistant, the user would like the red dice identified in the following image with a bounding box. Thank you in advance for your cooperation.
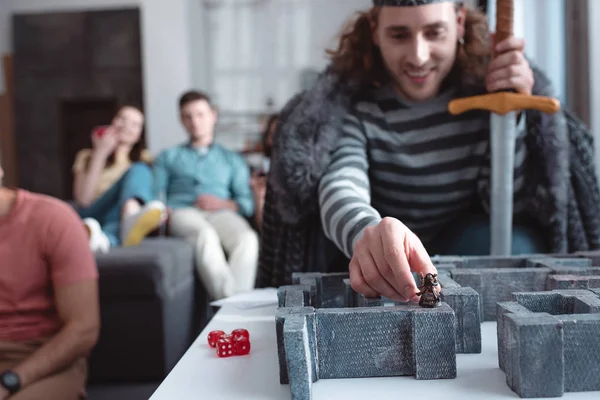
[208,329,251,358]
[233,336,250,356]
[216,335,235,358]
[231,329,249,340]
[207,330,225,348]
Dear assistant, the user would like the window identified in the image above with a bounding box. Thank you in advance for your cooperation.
[199,0,371,151]
[203,0,311,114]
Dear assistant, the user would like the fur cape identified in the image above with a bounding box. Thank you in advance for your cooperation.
[256,65,600,288]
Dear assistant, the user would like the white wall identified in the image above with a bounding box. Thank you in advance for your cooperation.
[140,0,193,151]
[0,0,193,153]
[188,0,208,91]
[308,0,373,70]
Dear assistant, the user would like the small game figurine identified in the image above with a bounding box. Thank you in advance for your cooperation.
[207,329,251,358]
[416,272,441,308]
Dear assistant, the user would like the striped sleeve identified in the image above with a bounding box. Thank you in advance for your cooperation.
[318,114,382,258]
[479,113,529,213]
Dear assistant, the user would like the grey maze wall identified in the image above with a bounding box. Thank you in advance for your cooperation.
[276,255,600,400]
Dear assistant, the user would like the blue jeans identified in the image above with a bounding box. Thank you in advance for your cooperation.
[77,163,154,246]
[428,213,548,256]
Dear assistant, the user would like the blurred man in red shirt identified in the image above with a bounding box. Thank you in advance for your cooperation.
[0,164,100,399]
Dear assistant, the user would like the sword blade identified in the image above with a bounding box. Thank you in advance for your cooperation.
[490,111,517,256]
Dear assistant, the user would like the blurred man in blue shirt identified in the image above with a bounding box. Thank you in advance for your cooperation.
[153,91,258,300]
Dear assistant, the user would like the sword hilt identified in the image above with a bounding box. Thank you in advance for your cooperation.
[495,0,514,57]
[450,0,560,116]
[448,92,560,116]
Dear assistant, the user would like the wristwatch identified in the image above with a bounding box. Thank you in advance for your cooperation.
[0,371,20,394]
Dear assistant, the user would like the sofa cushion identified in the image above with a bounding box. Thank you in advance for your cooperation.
[96,238,194,298]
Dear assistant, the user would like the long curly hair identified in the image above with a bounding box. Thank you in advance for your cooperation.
[326,4,490,91]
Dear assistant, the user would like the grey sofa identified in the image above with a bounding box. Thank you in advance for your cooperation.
[85,237,209,400]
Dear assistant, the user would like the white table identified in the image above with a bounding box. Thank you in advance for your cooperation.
[150,304,596,400]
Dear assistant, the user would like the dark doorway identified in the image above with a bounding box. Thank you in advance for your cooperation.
[60,98,118,200]
[12,7,143,198]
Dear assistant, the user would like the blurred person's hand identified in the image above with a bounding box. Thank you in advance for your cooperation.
[196,195,236,212]
[91,126,119,157]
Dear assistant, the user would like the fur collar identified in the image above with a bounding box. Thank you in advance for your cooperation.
[270,63,569,226]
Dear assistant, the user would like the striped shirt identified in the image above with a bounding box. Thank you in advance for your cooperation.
[318,85,528,258]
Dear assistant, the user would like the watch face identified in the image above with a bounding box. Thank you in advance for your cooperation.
[1,372,19,392]
[3,373,18,386]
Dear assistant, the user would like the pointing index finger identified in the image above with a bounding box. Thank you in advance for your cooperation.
[379,219,421,301]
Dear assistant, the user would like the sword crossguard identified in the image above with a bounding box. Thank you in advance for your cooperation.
[447,92,560,116]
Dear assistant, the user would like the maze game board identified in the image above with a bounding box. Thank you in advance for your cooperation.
[275,255,600,399]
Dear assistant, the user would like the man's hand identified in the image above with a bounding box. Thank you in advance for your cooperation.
[196,195,238,212]
[0,386,9,400]
[486,35,534,95]
[349,217,438,302]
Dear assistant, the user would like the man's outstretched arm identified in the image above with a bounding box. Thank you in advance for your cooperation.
[318,113,381,258]
[318,113,436,303]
